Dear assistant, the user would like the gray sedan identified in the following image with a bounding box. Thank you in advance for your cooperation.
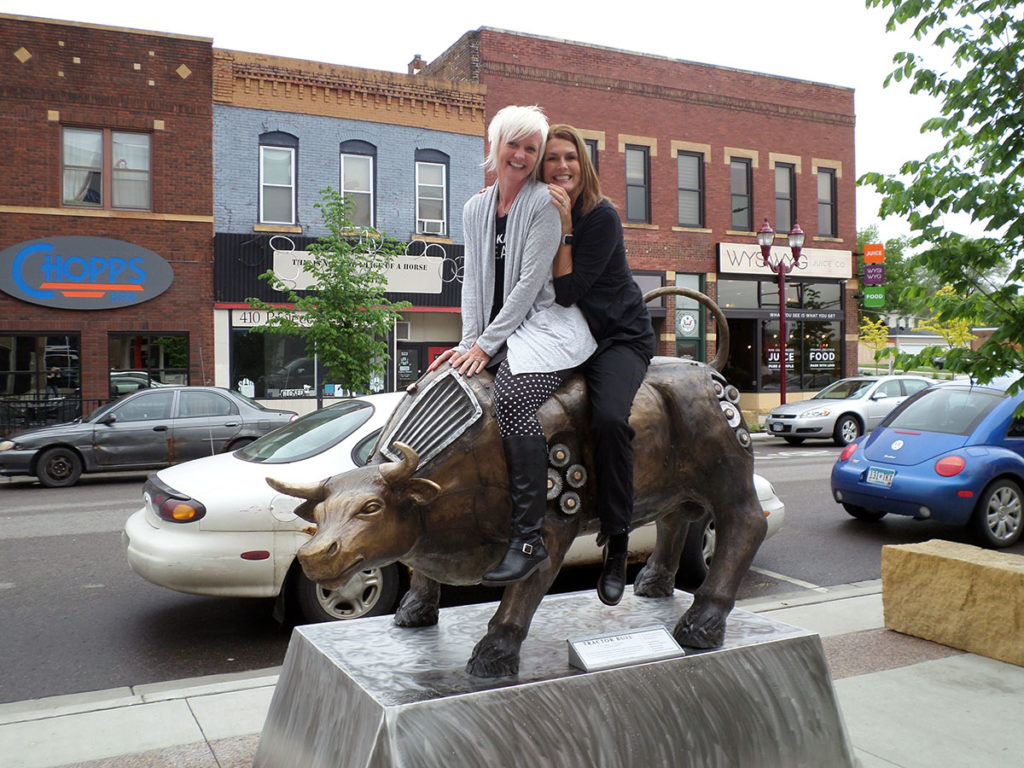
[0,386,296,487]
[764,375,934,446]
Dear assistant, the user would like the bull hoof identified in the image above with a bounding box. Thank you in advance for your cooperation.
[393,590,439,627]
[673,604,727,648]
[633,563,675,598]
[466,630,522,678]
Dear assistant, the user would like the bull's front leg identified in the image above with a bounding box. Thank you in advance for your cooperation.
[466,525,573,677]
[394,569,441,627]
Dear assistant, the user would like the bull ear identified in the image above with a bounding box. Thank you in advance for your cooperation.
[267,477,328,524]
[406,478,441,506]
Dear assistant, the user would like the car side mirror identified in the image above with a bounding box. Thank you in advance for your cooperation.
[99,413,117,425]
[872,392,889,400]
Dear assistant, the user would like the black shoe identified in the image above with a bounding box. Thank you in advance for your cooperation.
[597,534,629,606]
[482,538,549,586]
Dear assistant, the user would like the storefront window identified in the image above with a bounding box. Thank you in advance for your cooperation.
[231,329,330,399]
[0,334,81,397]
[721,277,843,392]
[108,333,188,398]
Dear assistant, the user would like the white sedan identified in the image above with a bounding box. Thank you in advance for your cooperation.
[124,392,784,623]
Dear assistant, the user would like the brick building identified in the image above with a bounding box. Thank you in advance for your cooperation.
[0,14,214,426]
[210,49,486,408]
[422,28,858,416]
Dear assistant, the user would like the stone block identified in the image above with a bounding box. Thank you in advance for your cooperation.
[882,539,1024,666]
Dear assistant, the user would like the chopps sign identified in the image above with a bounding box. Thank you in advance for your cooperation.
[0,236,174,310]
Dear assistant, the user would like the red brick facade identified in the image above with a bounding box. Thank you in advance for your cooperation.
[424,29,859,403]
[0,15,213,403]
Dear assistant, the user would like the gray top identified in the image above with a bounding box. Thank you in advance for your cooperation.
[458,180,596,374]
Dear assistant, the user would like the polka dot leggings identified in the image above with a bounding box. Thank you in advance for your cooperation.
[493,359,568,438]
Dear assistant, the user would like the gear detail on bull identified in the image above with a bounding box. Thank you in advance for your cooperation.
[267,287,767,678]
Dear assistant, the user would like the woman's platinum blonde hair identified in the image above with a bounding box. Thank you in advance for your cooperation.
[484,105,549,178]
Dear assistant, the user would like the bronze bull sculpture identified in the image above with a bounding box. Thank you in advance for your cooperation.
[269,289,767,678]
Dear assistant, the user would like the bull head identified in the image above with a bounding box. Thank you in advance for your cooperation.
[266,442,441,524]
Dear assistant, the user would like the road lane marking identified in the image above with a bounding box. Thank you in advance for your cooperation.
[750,566,829,592]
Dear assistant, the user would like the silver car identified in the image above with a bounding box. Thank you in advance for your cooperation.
[765,375,934,446]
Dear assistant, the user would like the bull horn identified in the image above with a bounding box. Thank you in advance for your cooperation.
[379,441,420,485]
[266,476,328,502]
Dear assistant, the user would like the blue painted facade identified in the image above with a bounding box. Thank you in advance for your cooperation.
[213,105,484,244]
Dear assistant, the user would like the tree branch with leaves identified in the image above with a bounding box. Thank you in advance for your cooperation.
[247,188,410,397]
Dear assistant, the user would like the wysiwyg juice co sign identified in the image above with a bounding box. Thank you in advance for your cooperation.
[0,237,174,310]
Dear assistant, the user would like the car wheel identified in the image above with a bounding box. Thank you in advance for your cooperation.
[833,415,862,447]
[783,436,805,446]
[677,513,715,589]
[842,503,886,521]
[293,564,401,623]
[36,447,83,488]
[971,478,1024,548]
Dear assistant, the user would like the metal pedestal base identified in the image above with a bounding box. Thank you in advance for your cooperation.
[255,588,854,768]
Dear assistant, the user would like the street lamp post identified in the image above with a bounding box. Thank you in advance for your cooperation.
[757,218,805,405]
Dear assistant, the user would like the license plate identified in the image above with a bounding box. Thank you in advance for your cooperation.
[866,467,895,488]
[770,422,784,432]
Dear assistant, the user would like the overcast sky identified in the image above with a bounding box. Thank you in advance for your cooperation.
[5,0,958,243]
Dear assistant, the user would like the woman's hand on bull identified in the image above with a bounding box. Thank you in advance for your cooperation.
[547,183,573,233]
[448,343,491,378]
[426,347,459,373]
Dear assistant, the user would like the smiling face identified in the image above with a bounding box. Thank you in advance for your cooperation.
[542,137,582,204]
[495,130,543,189]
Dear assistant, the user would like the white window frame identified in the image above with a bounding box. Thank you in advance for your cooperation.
[259,145,296,225]
[340,153,374,228]
[415,161,447,236]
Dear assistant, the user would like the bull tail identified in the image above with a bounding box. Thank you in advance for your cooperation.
[642,286,729,372]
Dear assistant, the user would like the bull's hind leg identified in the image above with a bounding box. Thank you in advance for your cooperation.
[466,523,575,677]
[633,507,695,598]
[674,491,766,648]
[394,570,440,627]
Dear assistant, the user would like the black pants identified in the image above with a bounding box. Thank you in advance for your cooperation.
[585,344,650,537]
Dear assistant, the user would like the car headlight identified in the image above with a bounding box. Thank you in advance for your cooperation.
[802,408,831,418]
[0,440,13,451]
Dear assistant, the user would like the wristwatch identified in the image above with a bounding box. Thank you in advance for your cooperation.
[561,233,574,245]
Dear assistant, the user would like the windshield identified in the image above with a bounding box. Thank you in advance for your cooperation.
[883,386,1003,436]
[237,400,373,464]
[812,379,876,401]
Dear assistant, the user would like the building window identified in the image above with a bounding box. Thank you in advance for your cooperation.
[0,334,80,399]
[677,151,704,227]
[730,158,753,231]
[818,168,837,237]
[62,128,150,210]
[584,139,599,173]
[775,163,796,232]
[415,149,449,237]
[259,132,297,225]
[339,140,376,228]
[625,145,650,223]
[108,333,188,397]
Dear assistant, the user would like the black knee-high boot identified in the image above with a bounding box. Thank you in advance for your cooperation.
[481,435,550,586]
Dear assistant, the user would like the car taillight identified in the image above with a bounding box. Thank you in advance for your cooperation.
[839,442,858,461]
[934,455,966,477]
[143,474,207,523]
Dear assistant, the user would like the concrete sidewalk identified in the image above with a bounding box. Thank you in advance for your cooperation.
[2,581,1022,768]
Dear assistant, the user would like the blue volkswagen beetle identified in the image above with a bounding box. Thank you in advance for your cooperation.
[830,378,1024,548]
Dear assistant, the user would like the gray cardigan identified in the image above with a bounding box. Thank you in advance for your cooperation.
[458,180,596,374]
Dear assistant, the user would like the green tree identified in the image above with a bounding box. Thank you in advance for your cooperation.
[915,284,978,348]
[860,316,892,372]
[860,0,1024,388]
[247,188,409,397]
